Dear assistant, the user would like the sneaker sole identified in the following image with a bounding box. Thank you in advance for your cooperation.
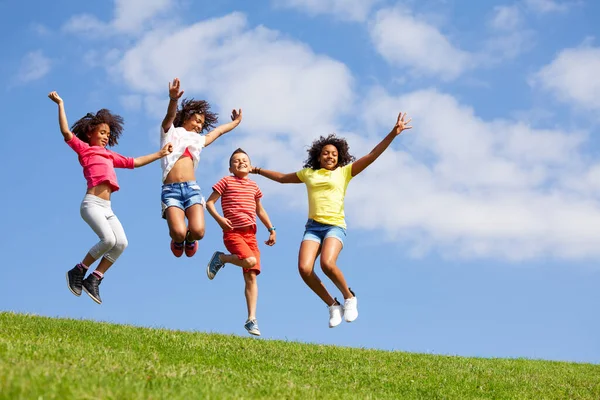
[82,286,102,305]
[206,251,221,280]
[246,330,261,336]
[66,272,81,297]
[344,313,358,323]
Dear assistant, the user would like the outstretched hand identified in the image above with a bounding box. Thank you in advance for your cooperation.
[230,109,242,124]
[393,112,412,136]
[48,91,63,105]
[169,78,184,100]
[160,142,173,157]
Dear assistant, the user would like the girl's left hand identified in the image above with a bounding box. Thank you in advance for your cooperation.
[160,142,173,156]
[265,231,276,246]
[230,109,243,124]
[393,112,412,135]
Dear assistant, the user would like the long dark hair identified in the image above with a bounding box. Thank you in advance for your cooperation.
[174,98,218,132]
[303,134,355,169]
[71,109,124,146]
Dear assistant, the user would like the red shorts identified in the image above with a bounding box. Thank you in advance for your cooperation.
[223,225,261,275]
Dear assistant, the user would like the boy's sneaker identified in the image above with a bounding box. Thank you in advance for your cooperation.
[343,289,358,322]
[207,251,225,280]
[244,319,261,336]
[66,265,86,296]
[82,274,103,304]
[184,240,198,257]
[171,240,184,257]
[328,298,344,328]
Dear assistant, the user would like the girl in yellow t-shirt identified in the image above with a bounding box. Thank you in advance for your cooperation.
[252,112,412,328]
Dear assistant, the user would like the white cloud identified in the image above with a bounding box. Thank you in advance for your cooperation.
[351,87,597,260]
[63,0,176,36]
[272,0,380,21]
[368,7,473,81]
[532,44,600,111]
[117,12,354,144]
[524,0,570,13]
[17,50,51,82]
[489,5,523,31]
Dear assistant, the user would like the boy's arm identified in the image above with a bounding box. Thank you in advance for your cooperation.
[204,109,242,146]
[206,191,234,231]
[48,91,74,141]
[134,143,173,168]
[161,78,184,133]
[351,112,412,177]
[250,167,302,184]
[256,198,276,246]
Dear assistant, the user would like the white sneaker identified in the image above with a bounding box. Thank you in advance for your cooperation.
[343,289,358,322]
[328,299,344,328]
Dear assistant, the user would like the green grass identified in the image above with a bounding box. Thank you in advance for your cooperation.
[0,312,598,399]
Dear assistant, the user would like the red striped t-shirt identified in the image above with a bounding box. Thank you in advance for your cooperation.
[213,176,263,228]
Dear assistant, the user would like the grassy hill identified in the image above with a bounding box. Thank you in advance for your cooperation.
[1,312,598,399]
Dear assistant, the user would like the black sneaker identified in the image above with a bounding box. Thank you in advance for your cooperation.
[82,274,103,304]
[66,265,86,297]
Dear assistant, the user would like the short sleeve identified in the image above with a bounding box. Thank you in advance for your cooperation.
[212,176,229,195]
[161,124,174,138]
[255,183,263,200]
[111,151,135,169]
[196,134,207,148]
[296,168,310,182]
[65,135,88,155]
[342,163,353,183]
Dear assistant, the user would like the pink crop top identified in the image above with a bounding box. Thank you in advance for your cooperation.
[66,135,135,192]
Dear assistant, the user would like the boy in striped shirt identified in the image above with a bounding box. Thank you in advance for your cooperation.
[205,148,276,336]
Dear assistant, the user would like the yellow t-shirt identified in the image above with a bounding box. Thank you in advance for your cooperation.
[296,163,353,228]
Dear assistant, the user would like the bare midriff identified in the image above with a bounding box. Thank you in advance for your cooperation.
[164,156,196,184]
[86,182,113,201]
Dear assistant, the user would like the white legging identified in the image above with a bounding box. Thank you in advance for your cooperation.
[80,194,128,263]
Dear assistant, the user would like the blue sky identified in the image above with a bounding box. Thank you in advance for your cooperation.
[1,0,599,364]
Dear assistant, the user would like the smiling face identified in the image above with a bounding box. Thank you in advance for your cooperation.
[87,123,111,147]
[229,151,251,178]
[182,113,206,134]
[319,144,338,170]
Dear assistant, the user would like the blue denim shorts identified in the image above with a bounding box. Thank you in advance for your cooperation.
[302,219,346,246]
[161,181,205,219]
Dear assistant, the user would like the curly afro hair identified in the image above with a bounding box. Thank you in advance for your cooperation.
[174,98,219,132]
[303,133,355,170]
[71,109,124,147]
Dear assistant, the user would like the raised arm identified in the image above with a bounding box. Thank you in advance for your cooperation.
[351,112,412,177]
[161,78,184,133]
[47,91,73,141]
[256,198,276,246]
[250,167,302,184]
[134,143,173,168]
[206,190,233,231]
[204,109,242,147]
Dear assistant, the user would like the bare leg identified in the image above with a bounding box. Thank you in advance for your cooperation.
[244,271,258,320]
[185,204,205,241]
[220,254,257,269]
[320,237,352,299]
[165,207,187,243]
[298,240,336,306]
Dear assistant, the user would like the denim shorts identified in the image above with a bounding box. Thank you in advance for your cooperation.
[161,181,205,219]
[302,219,346,247]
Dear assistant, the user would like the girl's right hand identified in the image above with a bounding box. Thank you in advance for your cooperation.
[218,217,234,231]
[169,78,184,100]
[48,91,63,105]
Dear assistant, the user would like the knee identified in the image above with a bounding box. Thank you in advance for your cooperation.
[189,227,205,241]
[320,259,336,274]
[298,262,312,278]
[100,235,117,251]
[113,237,128,253]
[169,228,187,243]
[241,257,257,269]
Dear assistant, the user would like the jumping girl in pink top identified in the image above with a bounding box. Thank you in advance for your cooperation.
[48,91,173,304]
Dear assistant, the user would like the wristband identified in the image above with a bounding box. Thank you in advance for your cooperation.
[169,97,178,102]
[268,226,276,232]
